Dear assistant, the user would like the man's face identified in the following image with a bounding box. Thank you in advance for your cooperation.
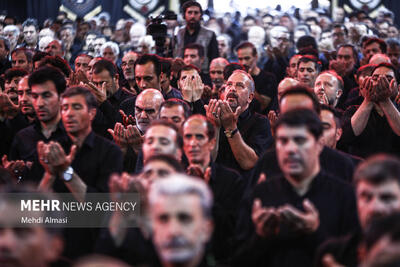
[5,76,23,105]
[280,94,314,114]
[135,62,160,91]
[183,118,214,166]
[61,95,95,136]
[332,27,347,48]
[276,125,322,180]
[143,125,179,162]
[135,94,161,132]
[86,58,99,81]
[60,29,74,45]
[31,80,60,123]
[45,40,63,57]
[287,55,301,78]
[17,76,34,116]
[184,6,202,28]
[237,47,257,71]
[142,160,176,184]
[388,26,399,39]
[262,16,273,31]
[357,180,400,230]
[314,73,341,106]
[38,28,54,40]
[221,72,253,112]
[371,66,396,92]
[92,69,117,96]
[270,27,290,51]
[94,38,106,56]
[209,63,225,89]
[121,52,137,80]
[217,39,229,57]
[85,34,97,50]
[151,194,211,265]
[387,46,400,67]
[364,42,382,62]
[11,52,31,73]
[178,69,199,91]
[297,61,318,87]
[0,202,61,267]
[160,105,186,129]
[0,40,8,60]
[183,49,202,69]
[4,31,17,47]
[242,18,255,33]
[23,25,38,45]
[74,55,91,73]
[102,47,116,63]
[320,109,340,149]
[337,46,356,73]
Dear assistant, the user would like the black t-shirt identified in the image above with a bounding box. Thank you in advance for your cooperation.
[251,69,277,112]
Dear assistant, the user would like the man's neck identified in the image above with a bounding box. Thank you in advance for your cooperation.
[40,114,60,139]
[162,249,204,267]
[285,165,320,196]
[67,127,91,148]
[249,66,260,76]
[186,23,199,35]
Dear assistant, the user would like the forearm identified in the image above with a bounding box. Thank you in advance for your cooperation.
[64,173,87,202]
[380,99,400,136]
[351,100,374,136]
[228,132,259,170]
[109,212,129,247]
[254,93,271,111]
[38,172,56,191]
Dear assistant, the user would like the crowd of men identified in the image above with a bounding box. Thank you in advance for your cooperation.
[1,1,400,266]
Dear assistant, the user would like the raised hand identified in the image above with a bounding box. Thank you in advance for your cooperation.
[204,99,221,127]
[192,74,205,102]
[125,124,143,152]
[220,100,241,130]
[119,109,136,127]
[80,81,107,103]
[252,198,280,238]
[108,122,129,153]
[278,199,320,233]
[46,141,77,175]
[181,75,193,102]
[0,93,19,119]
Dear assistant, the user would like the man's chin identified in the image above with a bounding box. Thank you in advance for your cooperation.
[161,249,195,264]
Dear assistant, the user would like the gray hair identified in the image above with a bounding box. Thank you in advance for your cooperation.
[100,41,120,57]
[3,25,20,37]
[231,69,255,93]
[148,174,213,219]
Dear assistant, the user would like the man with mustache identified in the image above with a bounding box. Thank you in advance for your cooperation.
[174,0,219,74]
[297,55,320,88]
[121,51,139,94]
[206,70,273,179]
[149,174,214,267]
[234,109,359,267]
[209,57,229,98]
[315,154,400,267]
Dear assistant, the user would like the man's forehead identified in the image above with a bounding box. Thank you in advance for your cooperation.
[31,80,58,93]
[357,179,400,193]
[276,124,312,137]
[317,73,336,82]
[338,46,353,55]
[123,53,137,61]
[299,61,316,69]
[181,69,198,77]
[161,105,184,114]
[135,62,155,74]
[228,72,248,82]
[146,125,176,138]
[184,49,198,56]
[373,66,394,76]
[184,118,207,132]
[186,6,201,12]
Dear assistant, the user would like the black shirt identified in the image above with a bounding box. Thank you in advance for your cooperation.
[234,171,360,267]
[216,109,273,181]
[9,120,69,183]
[0,113,32,157]
[251,70,278,113]
[340,104,400,158]
[163,87,183,100]
[183,25,219,65]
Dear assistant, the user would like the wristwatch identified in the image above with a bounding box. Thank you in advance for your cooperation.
[224,128,238,138]
[62,166,74,182]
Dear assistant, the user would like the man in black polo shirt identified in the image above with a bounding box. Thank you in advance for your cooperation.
[234,109,359,267]
[206,69,273,178]
[10,66,69,183]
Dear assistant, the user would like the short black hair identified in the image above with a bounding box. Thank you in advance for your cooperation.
[4,68,28,82]
[297,55,322,73]
[61,86,98,109]
[38,55,71,77]
[296,35,318,51]
[182,0,203,17]
[274,108,323,140]
[223,63,246,80]
[22,18,39,31]
[28,66,67,95]
[32,51,50,67]
[280,84,321,114]
[134,54,161,77]
[177,64,200,80]
[184,43,205,58]
[356,63,376,79]
[235,41,257,56]
[159,57,171,77]
[337,43,358,61]
[354,154,400,186]
[363,37,387,53]
[320,104,341,129]
[93,59,117,78]
[11,48,33,63]
[184,114,216,140]
[145,154,184,173]
[160,98,191,119]
[373,62,399,82]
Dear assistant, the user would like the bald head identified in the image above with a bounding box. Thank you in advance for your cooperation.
[210,57,230,89]
[135,89,164,133]
[278,77,300,102]
[369,53,391,65]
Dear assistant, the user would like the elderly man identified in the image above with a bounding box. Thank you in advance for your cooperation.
[120,51,139,94]
[209,57,229,97]
[206,70,273,176]
[235,109,359,267]
[174,0,218,73]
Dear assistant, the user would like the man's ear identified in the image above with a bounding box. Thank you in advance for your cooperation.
[114,73,119,83]
[209,137,216,151]
[89,107,97,121]
[337,89,343,99]
[336,127,343,142]
[200,218,214,243]
[248,92,254,104]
